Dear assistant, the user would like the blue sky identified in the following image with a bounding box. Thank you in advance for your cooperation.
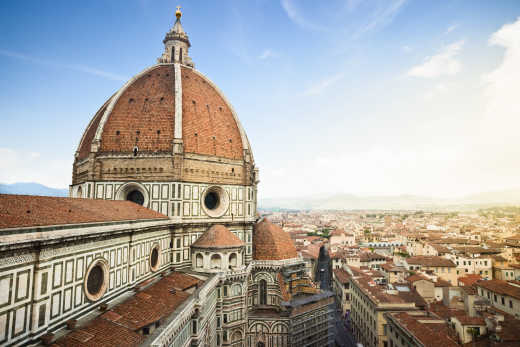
[2,0,520,199]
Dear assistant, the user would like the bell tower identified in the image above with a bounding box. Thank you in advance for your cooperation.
[158,6,194,67]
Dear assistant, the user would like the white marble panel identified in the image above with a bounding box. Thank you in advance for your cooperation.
[53,263,62,287]
[14,306,25,335]
[75,286,82,306]
[152,185,160,199]
[64,288,72,311]
[161,184,169,199]
[16,272,28,299]
[51,293,60,316]
[96,184,104,199]
[0,312,7,341]
[65,261,73,283]
[106,185,113,199]
[0,276,10,305]
[76,258,84,280]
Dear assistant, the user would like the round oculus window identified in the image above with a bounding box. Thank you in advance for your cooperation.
[200,186,229,218]
[87,265,103,294]
[150,246,160,271]
[127,190,144,205]
[84,260,109,301]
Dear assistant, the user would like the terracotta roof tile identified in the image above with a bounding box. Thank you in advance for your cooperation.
[387,312,459,347]
[0,194,167,229]
[475,279,520,300]
[191,224,244,248]
[407,256,456,267]
[333,268,351,284]
[55,271,200,347]
[253,218,298,261]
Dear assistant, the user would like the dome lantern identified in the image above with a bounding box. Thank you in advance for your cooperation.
[158,6,194,67]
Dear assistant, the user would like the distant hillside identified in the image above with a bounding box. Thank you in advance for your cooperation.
[259,189,520,211]
[0,183,68,197]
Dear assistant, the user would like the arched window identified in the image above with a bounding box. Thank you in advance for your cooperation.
[179,47,183,64]
[76,186,83,198]
[171,46,175,61]
[211,254,221,269]
[259,279,267,305]
[257,342,265,347]
[229,253,238,268]
[196,253,203,268]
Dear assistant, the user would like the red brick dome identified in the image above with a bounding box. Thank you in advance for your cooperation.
[253,218,298,261]
[192,224,244,249]
[76,64,251,161]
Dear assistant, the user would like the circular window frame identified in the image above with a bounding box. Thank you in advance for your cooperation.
[149,244,161,272]
[200,186,229,218]
[115,182,149,207]
[83,258,109,302]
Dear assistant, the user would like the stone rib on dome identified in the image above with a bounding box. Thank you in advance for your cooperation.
[253,218,298,261]
[192,224,244,248]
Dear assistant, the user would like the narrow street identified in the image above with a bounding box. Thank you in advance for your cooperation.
[315,246,357,347]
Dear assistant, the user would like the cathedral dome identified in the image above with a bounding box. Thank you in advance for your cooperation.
[71,10,258,193]
[253,218,298,261]
[76,64,250,161]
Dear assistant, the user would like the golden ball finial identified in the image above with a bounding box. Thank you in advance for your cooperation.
[175,5,182,19]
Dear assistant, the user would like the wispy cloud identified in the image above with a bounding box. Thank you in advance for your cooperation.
[259,49,278,60]
[280,0,327,31]
[0,49,127,81]
[402,45,413,53]
[303,73,344,96]
[481,17,520,135]
[407,41,464,78]
[445,24,459,34]
[355,0,408,36]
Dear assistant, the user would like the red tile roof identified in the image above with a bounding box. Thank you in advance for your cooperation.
[55,271,200,347]
[253,218,298,260]
[387,312,459,347]
[191,224,244,248]
[0,194,167,229]
[333,268,351,284]
[475,279,520,300]
[54,315,144,347]
[458,274,482,286]
[407,256,456,267]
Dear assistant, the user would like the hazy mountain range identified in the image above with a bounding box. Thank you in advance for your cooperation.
[2,182,520,211]
[0,183,68,197]
[259,189,520,211]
